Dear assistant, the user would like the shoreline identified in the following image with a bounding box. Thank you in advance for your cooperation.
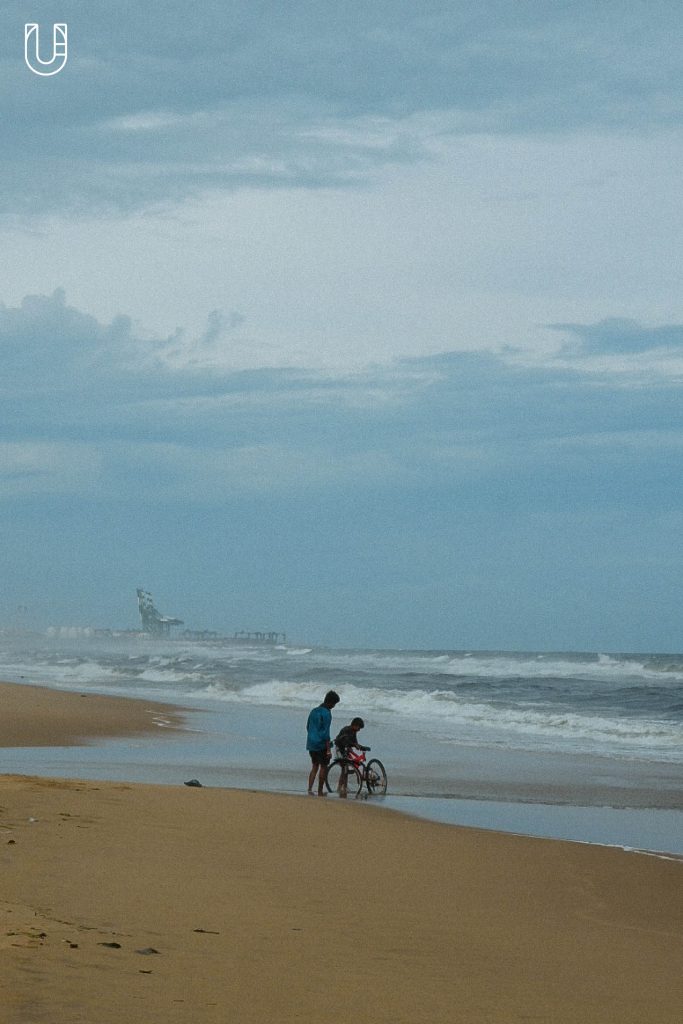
[2,679,682,855]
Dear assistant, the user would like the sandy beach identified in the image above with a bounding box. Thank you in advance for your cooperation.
[1,682,681,1023]
[0,680,187,748]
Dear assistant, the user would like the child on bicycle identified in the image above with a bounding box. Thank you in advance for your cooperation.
[334,717,370,760]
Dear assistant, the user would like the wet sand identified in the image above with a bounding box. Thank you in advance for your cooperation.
[0,681,681,1023]
[0,679,187,747]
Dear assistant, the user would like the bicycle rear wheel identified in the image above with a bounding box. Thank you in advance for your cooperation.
[325,759,362,798]
[365,758,387,796]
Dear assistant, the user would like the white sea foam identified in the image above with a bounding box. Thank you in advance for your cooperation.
[292,648,683,684]
[200,678,683,760]
[31,659,125,685]
[1,639,681,762]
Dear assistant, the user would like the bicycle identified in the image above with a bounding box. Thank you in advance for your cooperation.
[325,748,387,798]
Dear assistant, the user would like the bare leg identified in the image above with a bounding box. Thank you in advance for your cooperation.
[308,763,319,794]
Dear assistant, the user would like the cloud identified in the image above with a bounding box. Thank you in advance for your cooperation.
[0,441,102,496]
[549,318,683,355]
[3,291,683,509]
[2,2,683,215]
[0,288,163,391]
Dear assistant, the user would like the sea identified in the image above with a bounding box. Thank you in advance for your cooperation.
[1,632,682,857]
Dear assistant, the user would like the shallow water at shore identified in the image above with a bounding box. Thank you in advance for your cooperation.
[4,696,682,855]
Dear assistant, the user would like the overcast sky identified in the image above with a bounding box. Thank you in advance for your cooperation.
[1,2,682,650]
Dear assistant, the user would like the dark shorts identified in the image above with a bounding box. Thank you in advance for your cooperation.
[309,749,330,766]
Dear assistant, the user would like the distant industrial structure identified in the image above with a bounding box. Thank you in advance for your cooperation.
[136,589,184,637]
[232,630,286,644]
[136,590,285,644]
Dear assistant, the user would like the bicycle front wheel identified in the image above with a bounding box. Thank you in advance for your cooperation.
[325,759,362,798]
[365,759,387,796]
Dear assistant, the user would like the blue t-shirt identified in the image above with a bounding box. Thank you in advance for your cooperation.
[306,704,332,751]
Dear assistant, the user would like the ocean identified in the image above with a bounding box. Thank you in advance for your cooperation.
[1,633,682,855]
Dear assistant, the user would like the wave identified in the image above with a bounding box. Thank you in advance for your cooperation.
[5,635,683,683]
[284,648,683,685]
[1,637,681,762]
[199,679,683,760]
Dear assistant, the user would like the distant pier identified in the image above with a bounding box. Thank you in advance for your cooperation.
[232,630,287,644]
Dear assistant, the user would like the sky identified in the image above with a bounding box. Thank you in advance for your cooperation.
[1,1,683,650]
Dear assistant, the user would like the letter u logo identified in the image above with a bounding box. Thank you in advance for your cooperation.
[24,23,68,77]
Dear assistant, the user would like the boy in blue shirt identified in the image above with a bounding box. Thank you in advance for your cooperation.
[306,690,340,796]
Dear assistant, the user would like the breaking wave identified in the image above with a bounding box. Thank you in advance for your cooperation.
[0,635,681,761]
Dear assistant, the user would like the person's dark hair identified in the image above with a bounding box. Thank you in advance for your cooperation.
[351,717,364,729]
[323,690,340,707]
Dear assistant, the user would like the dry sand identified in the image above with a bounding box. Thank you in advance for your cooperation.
[0,682,681,1024]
